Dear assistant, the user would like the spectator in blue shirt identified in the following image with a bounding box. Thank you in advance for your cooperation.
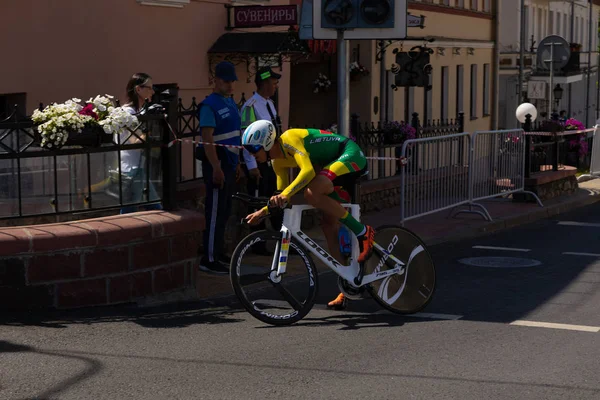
[196,62,241,275]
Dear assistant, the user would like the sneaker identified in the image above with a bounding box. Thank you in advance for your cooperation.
[219,254,231,264]
[357,225,376,263]
[198,260,229,275]
[327,293,347,310]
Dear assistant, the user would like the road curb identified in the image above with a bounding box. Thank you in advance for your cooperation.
[424,190,600,247]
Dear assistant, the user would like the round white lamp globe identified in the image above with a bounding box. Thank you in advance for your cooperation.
[516,103,538,123]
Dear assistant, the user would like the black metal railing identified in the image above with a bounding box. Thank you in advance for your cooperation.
[0,102,175,222]
[350,112,465,180]
[174,93,248,183]
[521,114,593,176]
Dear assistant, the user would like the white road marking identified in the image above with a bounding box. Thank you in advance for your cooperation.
[563,252,600,257]
[557,221,600,228]
[473,246,531,252]
[510,320,600,333]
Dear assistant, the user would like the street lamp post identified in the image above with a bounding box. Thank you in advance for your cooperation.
[553,84,564,109]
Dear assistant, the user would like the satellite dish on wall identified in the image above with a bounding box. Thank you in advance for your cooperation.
[536,35,571,71]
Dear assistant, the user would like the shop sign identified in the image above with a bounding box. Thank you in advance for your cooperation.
[234,5,298,28]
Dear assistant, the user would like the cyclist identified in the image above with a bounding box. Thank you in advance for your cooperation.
[241,119,375,310]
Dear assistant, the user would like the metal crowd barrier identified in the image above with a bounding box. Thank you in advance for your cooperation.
[578,125,600,182]
[452,129,543,221]
[399,133,471,223]
[399,129,544,225]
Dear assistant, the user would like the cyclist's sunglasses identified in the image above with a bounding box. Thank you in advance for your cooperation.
[243,144,262,154]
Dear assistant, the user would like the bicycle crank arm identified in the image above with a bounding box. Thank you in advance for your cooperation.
[360,266,404,286]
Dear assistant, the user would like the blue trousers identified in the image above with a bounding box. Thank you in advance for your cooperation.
[197,147,237,263]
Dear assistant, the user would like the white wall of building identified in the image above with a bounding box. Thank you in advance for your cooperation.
[498,0,599,128]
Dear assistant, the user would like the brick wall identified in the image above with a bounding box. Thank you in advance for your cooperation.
[0,209,204,310]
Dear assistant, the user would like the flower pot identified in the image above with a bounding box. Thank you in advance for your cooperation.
[35,124,109,150]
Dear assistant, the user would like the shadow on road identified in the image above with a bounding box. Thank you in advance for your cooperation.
[0,340,103,400]
[7,343,600,395]
[0,300,245,330]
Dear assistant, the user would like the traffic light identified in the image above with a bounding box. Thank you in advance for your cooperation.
[312,0,406,40]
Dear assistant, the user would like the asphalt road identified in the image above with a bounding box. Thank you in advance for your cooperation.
[3,203,600,399]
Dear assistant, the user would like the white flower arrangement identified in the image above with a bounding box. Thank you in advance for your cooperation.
[99,106,138,135]
[349,61,369,80]
[313,73,332,94]
[32,95,138,149]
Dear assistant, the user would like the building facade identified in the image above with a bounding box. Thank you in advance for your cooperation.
[0,0,297,129]
[499,0,600,129]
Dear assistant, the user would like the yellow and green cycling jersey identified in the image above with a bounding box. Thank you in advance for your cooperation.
[271,128,367,200]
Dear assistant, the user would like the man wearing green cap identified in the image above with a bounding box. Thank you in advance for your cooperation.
[239,67,281,251]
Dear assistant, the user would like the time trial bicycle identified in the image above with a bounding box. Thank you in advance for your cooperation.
[230,192,436,326]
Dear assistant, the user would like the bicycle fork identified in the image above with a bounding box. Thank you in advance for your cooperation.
[269,226,291,283]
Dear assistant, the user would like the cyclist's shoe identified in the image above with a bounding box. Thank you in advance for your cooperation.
[198,259,229,275]
[327,293,347,310]
[357,225,376,264]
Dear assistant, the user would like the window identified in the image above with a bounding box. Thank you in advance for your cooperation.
[441,66,449,120]
[457,0,464,8]
[483,64,490,116]
[408,87,415,123]
[549,11,554,34]
[483,0,490,12]
[426,74,433,123]
[456,65,464,116]
[470,0,477,11]
[470,64,478,119]
[137,0,189,8]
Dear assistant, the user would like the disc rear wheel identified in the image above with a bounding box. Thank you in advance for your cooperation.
[365,225,436,314]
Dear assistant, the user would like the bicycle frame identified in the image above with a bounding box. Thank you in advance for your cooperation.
[272,203,405,287]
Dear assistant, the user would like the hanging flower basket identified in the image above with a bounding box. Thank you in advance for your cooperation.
[313,73,332,94]
[34,122,111,148]
[32,95,138,150]
[349,61,369,82]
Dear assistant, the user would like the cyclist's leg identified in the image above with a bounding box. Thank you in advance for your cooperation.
[311,142,374,263]
[321,194,350,310]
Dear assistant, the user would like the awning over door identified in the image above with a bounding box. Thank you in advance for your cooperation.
[208,31,308,55]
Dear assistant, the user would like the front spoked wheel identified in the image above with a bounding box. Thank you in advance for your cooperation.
[230,230,319,326]
[365,225,436,314]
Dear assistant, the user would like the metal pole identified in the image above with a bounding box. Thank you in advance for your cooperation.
[379,40,387,123]
[586,0,592,126]
[549,43,554,118]
[568,0,575,117]
[518,0,526,106]
[337,30,350,138]
[379,40,387,174]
